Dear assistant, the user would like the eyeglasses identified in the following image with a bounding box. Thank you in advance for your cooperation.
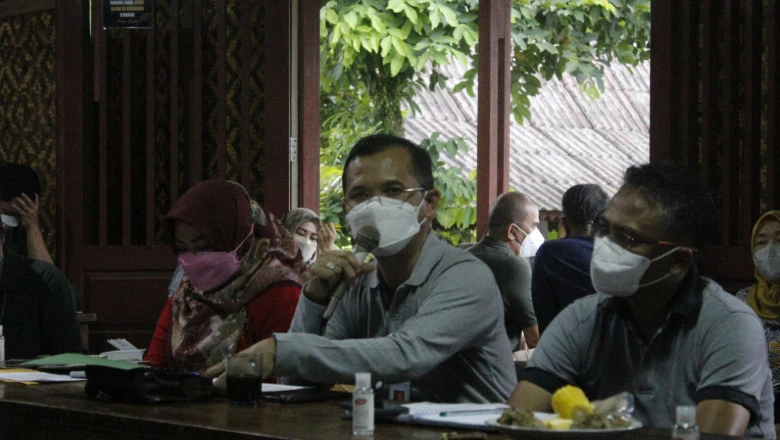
[592,215,681,250]
[345,186,426,208]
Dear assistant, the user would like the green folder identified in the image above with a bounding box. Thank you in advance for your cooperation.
[21,353,144,371]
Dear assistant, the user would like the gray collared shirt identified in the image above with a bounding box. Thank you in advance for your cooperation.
[275,232,517,403]
[524,270,775,438]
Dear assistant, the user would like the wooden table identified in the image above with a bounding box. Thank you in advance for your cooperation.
[0,381,748,440]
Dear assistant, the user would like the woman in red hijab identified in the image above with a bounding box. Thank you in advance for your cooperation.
[144,179,306,373]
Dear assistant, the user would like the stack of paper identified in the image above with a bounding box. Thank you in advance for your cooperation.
[397,402,509,429]
[0,368,86,384]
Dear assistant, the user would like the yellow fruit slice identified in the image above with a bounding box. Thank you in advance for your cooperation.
[551,385,594,419]
[545,417,574,430]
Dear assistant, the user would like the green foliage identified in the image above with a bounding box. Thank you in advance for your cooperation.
[419,133,477,246]
[318,83,380,249]
[319,0,651,245]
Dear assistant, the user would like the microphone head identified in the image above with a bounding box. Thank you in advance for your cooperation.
[354,225,381,253]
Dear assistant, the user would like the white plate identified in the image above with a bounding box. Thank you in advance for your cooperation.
[486,414,643,439]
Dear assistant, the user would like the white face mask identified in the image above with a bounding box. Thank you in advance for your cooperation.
[513,224,545,258]
[754,244,780,283]
[346,195,426,257]
[590,236,680,297]
[1,214,19,228]
[293,236,317,264]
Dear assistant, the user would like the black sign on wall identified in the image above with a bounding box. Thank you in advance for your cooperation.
[104,0,153,29]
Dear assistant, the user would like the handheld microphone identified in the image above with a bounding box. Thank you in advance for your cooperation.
[321,225,380,320]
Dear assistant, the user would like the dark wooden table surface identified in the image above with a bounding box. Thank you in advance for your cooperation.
[0,381,750,439]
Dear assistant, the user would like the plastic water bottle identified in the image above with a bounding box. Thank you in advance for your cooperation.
[672,405,699,440]
[352,372,374,436]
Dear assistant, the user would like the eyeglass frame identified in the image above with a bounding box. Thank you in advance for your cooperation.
[344,186,426,209]
[591,212,695,252]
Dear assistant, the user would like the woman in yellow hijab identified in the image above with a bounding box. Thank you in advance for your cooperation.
[737,209,780,419]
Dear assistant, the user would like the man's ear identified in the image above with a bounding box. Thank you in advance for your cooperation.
[670,247,695,275]
[423,189,440,218]
[506,224,516,241]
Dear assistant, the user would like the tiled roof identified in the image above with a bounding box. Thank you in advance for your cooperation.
[403,61,650,213]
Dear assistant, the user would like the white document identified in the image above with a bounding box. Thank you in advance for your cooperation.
[0,371,86,383]
[399,402,509,428]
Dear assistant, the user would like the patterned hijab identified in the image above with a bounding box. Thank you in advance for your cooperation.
[163,179,306,372]
[745,210,780,320]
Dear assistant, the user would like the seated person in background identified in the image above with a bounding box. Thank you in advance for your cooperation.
[0,163,54,264]
[532,184,609,333]
[736,210,780,421]
[207,134,517,403]
[0,221,82,358]
[507,162,775,437]
[468,191,540,350]
[165,182,275,296]
[144,179,307,373]
[281,207,337,267]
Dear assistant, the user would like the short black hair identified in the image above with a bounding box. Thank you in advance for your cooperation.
[561,184,609,227]
[623,161,717,249]
[0,163,41,201]
[341,134,434,193]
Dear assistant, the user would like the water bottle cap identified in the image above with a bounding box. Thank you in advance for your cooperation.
[355,372,371,389]
[676,405,696,425]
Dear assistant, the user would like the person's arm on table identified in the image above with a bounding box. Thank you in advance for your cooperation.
[205,249,373,384]
[696,400,750,436]
[273,259,504,385]
[206,337,277,388]
[506,300,588,409]
[506,381,553,412]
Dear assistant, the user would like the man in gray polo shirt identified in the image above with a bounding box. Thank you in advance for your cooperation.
[507,162,774,438]
[207,134,517,402]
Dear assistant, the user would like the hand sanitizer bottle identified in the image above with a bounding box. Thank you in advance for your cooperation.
[352,372,374,436]
[672,405,699,440]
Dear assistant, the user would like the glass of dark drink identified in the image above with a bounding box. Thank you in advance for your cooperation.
[225,353,264,405]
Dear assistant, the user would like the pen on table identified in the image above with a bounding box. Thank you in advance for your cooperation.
[439,408,506,417]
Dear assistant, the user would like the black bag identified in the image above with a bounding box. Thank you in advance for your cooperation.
[84,365,216,404]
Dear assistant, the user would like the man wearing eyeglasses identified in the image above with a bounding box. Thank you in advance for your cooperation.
[507,162,774,437]
[0,219,83,359]
[207,134,517,403]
